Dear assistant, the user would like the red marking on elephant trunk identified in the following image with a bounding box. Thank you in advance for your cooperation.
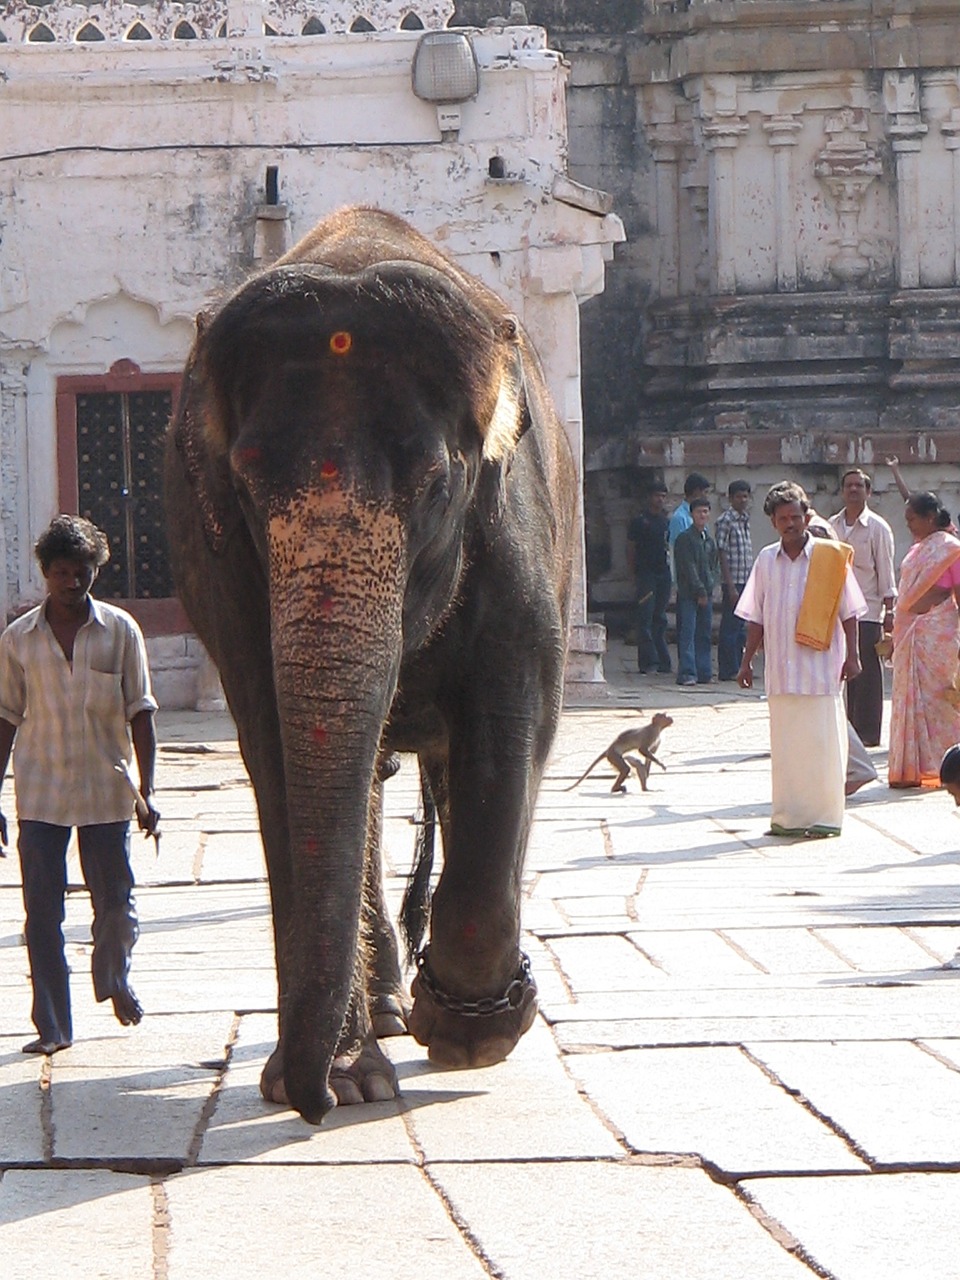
[238,445,262,464]
[320,460,339,480]
[319,594,335,617]
[463,922,478,940]
[312,724,327,745]
[304,837,319,855]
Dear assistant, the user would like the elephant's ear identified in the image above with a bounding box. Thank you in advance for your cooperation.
[478,315,531,464]
[475,325,533,535]
[172,315,244,554]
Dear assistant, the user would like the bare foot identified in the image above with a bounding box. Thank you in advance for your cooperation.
[111,986,143,1026]
[22,1038,71,1055]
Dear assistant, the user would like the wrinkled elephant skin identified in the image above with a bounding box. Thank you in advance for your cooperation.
[164,206,576,1124]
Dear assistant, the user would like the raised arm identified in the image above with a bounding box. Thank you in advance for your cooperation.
[885,455,910,502]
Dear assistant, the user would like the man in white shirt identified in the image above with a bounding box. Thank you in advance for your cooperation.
[828,469,897,746]
[0,516,159,1054]
[737,482,865,838]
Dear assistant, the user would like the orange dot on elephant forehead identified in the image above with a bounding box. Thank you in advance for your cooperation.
[320,460,339,479]
[329,330,352,355]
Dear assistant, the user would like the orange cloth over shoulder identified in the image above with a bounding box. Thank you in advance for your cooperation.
[795,539,854,651]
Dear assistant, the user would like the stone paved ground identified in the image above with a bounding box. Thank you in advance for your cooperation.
[2,645,960,1278]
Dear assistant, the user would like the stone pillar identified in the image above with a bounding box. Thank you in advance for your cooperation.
[649,124,682,299]
[885,71,928,290]
[196,650,227,713]
[701,113,749,294]
[941,108,960,284]
[680,156,710,294]
[525,234,628,696]
[763,114,803,292]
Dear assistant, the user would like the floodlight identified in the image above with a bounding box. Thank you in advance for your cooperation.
[412,31,479,104]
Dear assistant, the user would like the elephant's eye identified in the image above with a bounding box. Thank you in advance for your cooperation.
[422,468,451,509]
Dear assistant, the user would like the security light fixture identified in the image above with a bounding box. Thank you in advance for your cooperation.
[412,31,479,105]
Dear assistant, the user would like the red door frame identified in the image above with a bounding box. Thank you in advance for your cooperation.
[56,360,189,636]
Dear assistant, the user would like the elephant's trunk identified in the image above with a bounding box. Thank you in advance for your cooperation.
[265,485,405,1121]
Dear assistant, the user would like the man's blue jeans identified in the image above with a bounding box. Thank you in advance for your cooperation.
[18,820,136,1044]
[676,595,713,684]
[718,583,747,680]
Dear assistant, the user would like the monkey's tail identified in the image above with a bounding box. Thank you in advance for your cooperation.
[564,752,606,791]
[400,760,437,966]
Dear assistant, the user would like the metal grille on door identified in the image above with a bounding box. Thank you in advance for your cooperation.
[76,390,174,600]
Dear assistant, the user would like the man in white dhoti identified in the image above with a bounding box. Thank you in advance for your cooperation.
[736,482,865,837]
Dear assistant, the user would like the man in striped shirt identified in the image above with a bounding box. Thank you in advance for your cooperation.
[736,483,865,838]
[715,480,753,680]
[0,516,159,1054]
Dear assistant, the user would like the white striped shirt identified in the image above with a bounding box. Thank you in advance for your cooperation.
[735,537,866,696]
[0,597,157,826]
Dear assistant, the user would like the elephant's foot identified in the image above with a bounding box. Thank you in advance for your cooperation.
[330,1034,399,1105]
[258,1035,399,1111]
[370,989,410,1038]
[260,1044,290,1106]
[407,948,538,1068]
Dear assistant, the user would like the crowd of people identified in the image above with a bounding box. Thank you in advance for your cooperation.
[626,462,960,836]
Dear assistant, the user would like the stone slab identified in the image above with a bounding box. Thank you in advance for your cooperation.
[0,1171,154,1278]
[811,924,946,975]
[49,1062,218,1161]
[745,1040,960,1166]
[196,831,266,882]
[548,933,669,993]
[556,1010,960,1047]
[541,977,960,1027]
[165,1164,490,1279]
[567,1046,865,1175]
[628,928,765,977]
[718,926,858,975]
[388,1020,622,1162]
[434,1161,814,1279]
[747,1173,960,1280]
[0,1038,45,1163]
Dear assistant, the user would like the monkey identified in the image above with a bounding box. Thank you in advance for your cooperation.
[565,713,674,794]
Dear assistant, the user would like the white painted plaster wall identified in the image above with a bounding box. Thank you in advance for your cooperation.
[0,1,624,700]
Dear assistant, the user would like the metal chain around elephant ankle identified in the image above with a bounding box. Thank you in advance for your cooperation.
[414,946,534,1017]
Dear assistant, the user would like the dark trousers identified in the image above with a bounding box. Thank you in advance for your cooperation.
[845,620,884,747]
[676,595,713,683]
[718,583,747,680]
[636,572,672,673]
[18,821,136,1044]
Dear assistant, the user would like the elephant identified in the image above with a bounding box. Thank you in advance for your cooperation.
[163,205,577,1124]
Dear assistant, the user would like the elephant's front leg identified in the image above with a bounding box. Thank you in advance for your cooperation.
[260,779,404,1111]
[407,716,541,1068]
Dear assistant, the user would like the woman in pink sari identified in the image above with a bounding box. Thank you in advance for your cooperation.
[889,492,960,787]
